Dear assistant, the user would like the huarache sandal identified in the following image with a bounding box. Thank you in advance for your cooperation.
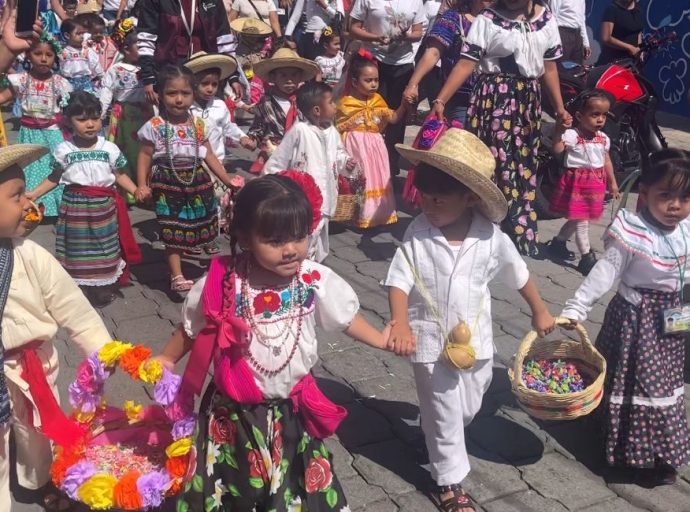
[204,241,220,255]
[430,484,476,512]
[171,275,194,292]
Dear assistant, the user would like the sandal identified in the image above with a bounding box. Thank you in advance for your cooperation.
[430,484,476,512]
[185,247,203,256]
[171,275,194,292]
[204,241,220,255]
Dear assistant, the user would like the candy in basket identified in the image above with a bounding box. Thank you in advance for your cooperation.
[22,201,43,237]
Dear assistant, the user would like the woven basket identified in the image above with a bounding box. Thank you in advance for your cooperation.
[22,201,42,237]
[508,317,607,421]
[333,194,358,223]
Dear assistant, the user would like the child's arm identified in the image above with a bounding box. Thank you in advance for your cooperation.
[518,277,556,337]
[203,141,235,188]
[135,141,154,202]
[87,49,105,79]
[153,326,194,371]
[604,150,619,200]
[344,314,413,355]
[387,100,408,125]
[550,122,567,156]
[100,70,116,118]
[26,170,61,201]
[388,286,415,356]
[0,83,15,105]
[221,106,255,150]
[114,169,138,196]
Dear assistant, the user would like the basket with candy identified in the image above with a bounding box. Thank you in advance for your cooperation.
[508,318,606,421]
[333,171,366,223]
[51,342,196,510]
[22,201,43,237]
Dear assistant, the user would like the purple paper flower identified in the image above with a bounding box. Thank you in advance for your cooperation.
[153,368,182,406]
[68,381,101,412]
[165,388,194,421]
[172,416,196,440]
[61,461,97,500]
[88,352,111,385]
[136,471,172,508]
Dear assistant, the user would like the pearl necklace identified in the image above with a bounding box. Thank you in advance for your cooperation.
[164,115,200,186]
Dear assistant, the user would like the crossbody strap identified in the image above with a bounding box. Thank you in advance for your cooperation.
[245,0,267,23]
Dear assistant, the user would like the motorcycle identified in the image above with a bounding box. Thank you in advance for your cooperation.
[535,16,677,220]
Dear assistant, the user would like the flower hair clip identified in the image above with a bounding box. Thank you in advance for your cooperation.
[39,32,62,56]
[356,48,377,66]
[58,93,71,109]
[323,26,333,37]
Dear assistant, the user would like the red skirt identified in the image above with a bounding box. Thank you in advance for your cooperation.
[549,166,607,221]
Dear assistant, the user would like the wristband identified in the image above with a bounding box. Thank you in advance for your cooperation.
[432,99,446,106]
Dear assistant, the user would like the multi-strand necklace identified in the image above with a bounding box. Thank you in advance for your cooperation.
[164,114,200,186]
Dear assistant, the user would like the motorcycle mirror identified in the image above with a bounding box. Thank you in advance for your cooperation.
[659,15,672,28]
[562,61,580,69]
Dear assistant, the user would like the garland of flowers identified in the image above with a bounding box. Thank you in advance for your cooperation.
[51,342,196,511]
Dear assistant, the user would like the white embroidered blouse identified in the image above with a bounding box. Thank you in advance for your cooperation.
[58,45,104,80]
[315,52,345,87]
[8,73,73,126]
[99,62,146,116]
[137,116,209,166]
[384,212,530,362]
[182,260,360,399]
[561,129,610,169]
[51,137,128,187]
[190,98,247,162]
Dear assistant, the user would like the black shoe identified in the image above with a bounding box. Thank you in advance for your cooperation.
[632,466,677,488]
[547,238,576,261]
[577,251,597,276]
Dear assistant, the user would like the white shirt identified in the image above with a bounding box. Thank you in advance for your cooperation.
[58,45,104,79]
[182,260,360,398]
[8,72,72,125]
[262,121,351,217]
[138,116,209,164]
[561,129,610,169]
[52,137,127,187]
[286,0,345,35]
[384,212,530,362]
[229,0,276,20]
[349,0,426,66]
[99,62,146,116]
[102,0,121,10]
[549,0,590,48]
[461,7,563,79]
[562,209,690,323]
[190,99,247,162]
[315,52,345,86]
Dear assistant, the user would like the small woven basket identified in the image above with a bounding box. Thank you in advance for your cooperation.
[22,201,42,237]
[332,173,364,223]
[508,317,607,421]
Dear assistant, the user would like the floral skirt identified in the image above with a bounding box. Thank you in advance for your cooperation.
[595,290,690,468]
[467,74,542,256]
[549,166,607,221]
[177,385,349,512]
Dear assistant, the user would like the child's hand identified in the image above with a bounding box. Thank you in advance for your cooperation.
[135,186,152,203]
[240,136,256,150]
[25,191,37,202]
[144,84,158,105]
[532,309,556,337]
[609,184,621,201]
[385,320,416,356]
[561,317,578,330]
[150,354,176,372]
[346,158,357,172]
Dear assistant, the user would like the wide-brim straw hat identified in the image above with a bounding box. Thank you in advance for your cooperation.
[253,48,320,82]
[185,52,238,81]
[396,129,508,223]
[230,17,272,36]
[0,145,49,175]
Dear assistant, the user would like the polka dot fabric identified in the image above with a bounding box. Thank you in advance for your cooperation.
[596,290,690,469]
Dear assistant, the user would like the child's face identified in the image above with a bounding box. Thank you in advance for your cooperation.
[67,25,86,46]
[0,166,33,238]
[576,98,609,135]
[27,43,56,75]
[65,4,77,17]
[316,91,337,121]
[323,36,341,56]
[243,233,309,278]
[162,77,195,118]
[640,175,690,229]
[271,67,303,95]
[352,65,379,97]
[68,113,102,140]
[90,25,106,44]
[123,43,139,63]
[420,189,477,229]
[195,71,220,102]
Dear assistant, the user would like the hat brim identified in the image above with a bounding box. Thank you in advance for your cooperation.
[396,144,508,223]
[229,18,273,35]
[185,55,238,81]
[0,145,49,176]
[253,58,320,82]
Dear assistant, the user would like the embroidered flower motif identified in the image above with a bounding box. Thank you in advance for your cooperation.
[248,449,269,484]
[304,455,333,493]
[177,129,187,139]
[209,407,237,446]
[253,291,282,315]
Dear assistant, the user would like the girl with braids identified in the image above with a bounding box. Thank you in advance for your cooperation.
[154,173,411,511]
[136,65,237,292]
[431,0,572,257]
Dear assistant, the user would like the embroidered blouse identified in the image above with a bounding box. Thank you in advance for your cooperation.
[461,7,563,79]
[8,73,72,126]
[137,116,209,166]
[99,63,146,116]
[335,93,392,135]
[51,137,128,188]
[182,260,360,398]
[315,52,345,87]
[561,129,610,169]
[384,212,530,362]
[190,98,247,162]
[562,209,690,323]
[58,45,104,80]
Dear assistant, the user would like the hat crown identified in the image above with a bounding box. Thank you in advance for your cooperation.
[233,17,272,34]
[271,48,301,60]
[428,128,496,180]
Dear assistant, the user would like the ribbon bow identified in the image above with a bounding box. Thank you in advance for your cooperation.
[356,48,377,66]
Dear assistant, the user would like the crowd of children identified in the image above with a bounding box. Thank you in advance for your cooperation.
[1,1,690,512]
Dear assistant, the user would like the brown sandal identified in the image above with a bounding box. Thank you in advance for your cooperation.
[430,484,476,512]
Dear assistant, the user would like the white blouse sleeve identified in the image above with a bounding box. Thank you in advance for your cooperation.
[99,67,117,117]
[7,73,23,95]
[58,76,73,95]
[561,129,578,148]
[182,277,207,338]
[383,225,415,295]
[313,264,360,332]
[542,16,563,61]
[561,236,632,322]
[603,133,611,152]
[285,0,305,36]
[460,12,491,61]
[87,48,104,78]
[50,143,69,174]
[494,231,530,290]
[411,0,426,26]
[107,142,128,170]
[137,121,157,143]
[348,0,368,22]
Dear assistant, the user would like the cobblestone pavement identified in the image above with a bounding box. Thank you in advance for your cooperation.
[9,113,690,511]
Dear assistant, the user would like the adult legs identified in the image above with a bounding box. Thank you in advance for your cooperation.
[377,61,414,177]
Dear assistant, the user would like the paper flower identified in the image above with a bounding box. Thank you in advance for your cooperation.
[98,341,133,367]
[77,474,118,510]
[113,470,143,511]
[153,368,182,406]
[172,416,196,441]
[136,471,172,509]
[124,401,143,421]
[165,438,193,458]
[138,359,163,384]
[61,461,98,500]
[276,170,323,234]
[165,456,189,479]
[119,346,152,378]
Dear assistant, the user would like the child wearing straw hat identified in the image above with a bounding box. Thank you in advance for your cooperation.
[0,145,113,512]
[384,128,555,512]
[246,47,320,173]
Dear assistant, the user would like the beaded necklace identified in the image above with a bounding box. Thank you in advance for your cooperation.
[164,114,200,186]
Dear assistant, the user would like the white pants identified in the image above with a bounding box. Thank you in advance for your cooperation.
[309,217,330,263]
[413,359,494,486]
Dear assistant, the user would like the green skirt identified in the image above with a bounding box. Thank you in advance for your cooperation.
[19,125,65,217]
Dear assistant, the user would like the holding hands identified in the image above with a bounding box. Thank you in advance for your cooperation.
[385,320,416,357]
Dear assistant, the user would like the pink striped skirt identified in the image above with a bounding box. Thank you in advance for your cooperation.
[549,166,607,221]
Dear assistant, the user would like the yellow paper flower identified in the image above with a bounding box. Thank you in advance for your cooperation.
[138,360,163,384]
[78,474,118,510]
[74,408,95,424]
[98,341,133,366]
[124,400,143,421]
[166,438,193,458]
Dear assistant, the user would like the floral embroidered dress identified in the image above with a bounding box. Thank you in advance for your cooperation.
[461,7,562,256]
[315,52,345,87]
[58,45,104,93]
[336,93,397,229]
[179,258,357,511]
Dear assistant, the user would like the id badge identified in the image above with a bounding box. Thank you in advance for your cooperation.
[663,305,690,334]
[277,8,286,14]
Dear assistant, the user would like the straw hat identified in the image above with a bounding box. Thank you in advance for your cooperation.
[230,17,272,36]
[185,52,238,81]
[253,48,320,82]
[396,129,508,223]
[0,145,48,175]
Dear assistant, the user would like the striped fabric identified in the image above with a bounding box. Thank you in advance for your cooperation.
[0,239,13,426]
[56,189,125,286]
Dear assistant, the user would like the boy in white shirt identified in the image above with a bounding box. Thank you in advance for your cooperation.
[263,80,357,262]
[384,129,555,512]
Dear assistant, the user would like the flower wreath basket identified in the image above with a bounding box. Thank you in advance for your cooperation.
[51,342,197,511]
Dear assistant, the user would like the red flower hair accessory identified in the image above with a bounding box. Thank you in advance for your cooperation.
[356,48,377,66]
[277,170,323,234]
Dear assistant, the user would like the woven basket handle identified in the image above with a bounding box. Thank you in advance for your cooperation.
[511,317,592,391]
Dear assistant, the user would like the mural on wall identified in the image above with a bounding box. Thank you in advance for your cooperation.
[585,0,690,118]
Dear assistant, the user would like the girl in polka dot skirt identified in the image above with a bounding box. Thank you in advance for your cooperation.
[562,156,690,488]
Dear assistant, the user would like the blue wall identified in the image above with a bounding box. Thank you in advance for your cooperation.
[585,0,690,118]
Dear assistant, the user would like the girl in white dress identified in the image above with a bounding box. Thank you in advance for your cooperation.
[314,26,345,87]
[58,18,104,93]
[154,173,408,511]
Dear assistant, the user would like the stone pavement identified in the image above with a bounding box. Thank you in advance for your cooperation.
[9,113,690,512]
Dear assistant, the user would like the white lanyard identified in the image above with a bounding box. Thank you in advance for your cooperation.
[179,0,197,58]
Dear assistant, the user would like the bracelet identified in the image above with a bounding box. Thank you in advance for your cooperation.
[432,99,446,106]
[405,84,418,89]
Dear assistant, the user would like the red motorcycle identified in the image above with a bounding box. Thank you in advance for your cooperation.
[535,19,677,220]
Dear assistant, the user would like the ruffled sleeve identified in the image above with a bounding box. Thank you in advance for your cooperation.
[137,119,158,144]
[461,11,491,61]
[7,73,24,95]
[106,142,128,170]
[50,142,69,174]
[426,10,462,51]
[309,262,360,332]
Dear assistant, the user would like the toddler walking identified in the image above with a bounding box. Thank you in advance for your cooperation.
[58,18,104,93]
[548,90,620,275]
[385,129,555,512]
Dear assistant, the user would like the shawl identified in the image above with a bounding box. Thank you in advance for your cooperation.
[335,93,392,135]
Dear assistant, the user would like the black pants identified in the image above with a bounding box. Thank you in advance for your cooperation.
[558,26,584,65]
[377,61,413,176]
[297,31,322,60]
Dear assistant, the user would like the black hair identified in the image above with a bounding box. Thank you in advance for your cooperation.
[296,81,332,116]
[320,26,341,52]
[574,88,611,114]
[640,157,690,196]
[270,37,290,55]
[496,0,542,20]
[61,18,83,36]
[413,163,470,196]
[122,30,138,50]
[195,67,221,78]
[156,64,196,93]
[446,0,474,13]
[83,13,106,29]
[350,53,378,80]
[230,175,312,243]
[641,148,690,187]
[62,90,102,118]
